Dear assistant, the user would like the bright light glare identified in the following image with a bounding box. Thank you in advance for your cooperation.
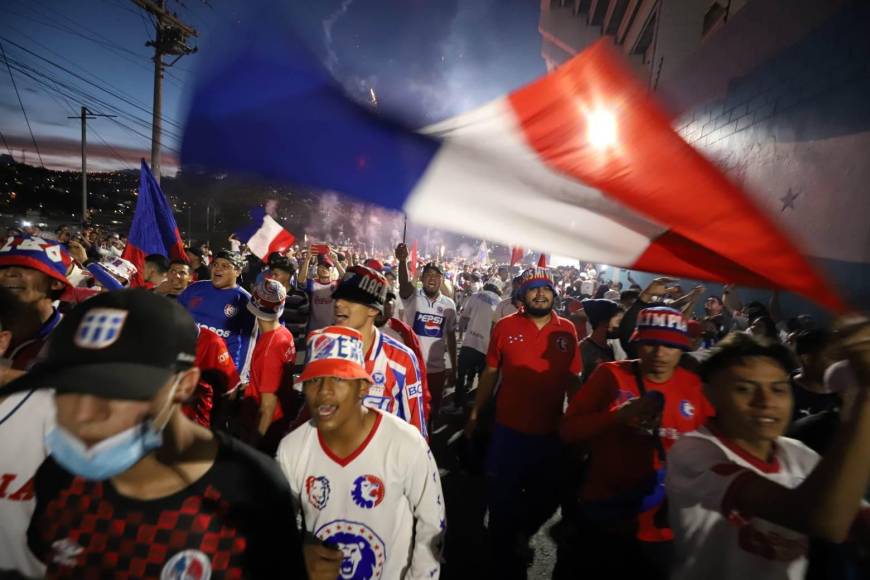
[600,264,609,271]
[21,221,32,227]
[586,109,617,149]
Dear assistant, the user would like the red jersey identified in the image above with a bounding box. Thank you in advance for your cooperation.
[486,312,581,435]
[244,326,296,424]
[561,360,714,542]
[184,327,240,428]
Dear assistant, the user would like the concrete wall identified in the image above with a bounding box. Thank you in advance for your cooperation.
[660,0,870,314]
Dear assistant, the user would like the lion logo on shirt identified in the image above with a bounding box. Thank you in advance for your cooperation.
[351,475,385,509]
[316,521,386,580]
[305,475,331,510]
[223,304,237,318]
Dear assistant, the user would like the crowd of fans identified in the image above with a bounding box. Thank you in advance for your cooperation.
[0,221,868,580]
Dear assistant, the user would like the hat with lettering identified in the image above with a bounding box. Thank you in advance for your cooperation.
[518,267,556,295]
[247,277,287,320]
[3,289,197,400]
[299,326,373,383]
[0,234,72,288]
[332,265,389,313]
[631,306,691,350]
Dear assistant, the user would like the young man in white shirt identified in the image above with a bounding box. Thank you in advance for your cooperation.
[455,281,501,410]
[0,288,54,579]
[396,244,457,422]
[277,325,445,580]
[666,327,870,580]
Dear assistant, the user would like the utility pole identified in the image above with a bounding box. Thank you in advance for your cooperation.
[131,0,197,184]
[68,107,116,224]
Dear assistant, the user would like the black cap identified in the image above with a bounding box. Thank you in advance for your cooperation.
[422,262,443,275]
[332,265,389,312]
[4,289,197,401]
[214,249,244,270]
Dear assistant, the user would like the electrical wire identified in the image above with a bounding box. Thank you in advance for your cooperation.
[0,36,186,133]
[0,40,44,168]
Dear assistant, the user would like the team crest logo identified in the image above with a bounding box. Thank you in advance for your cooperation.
[316,520,387,579]
[680,400,695,418]
[371,372,385,386]
[436,306,444,314]
[223,304,237,318]
[351,475,385,509]
[555,336,570,352]
[161,549,212,580]
[74,309,128,349]
[306,475,331,510]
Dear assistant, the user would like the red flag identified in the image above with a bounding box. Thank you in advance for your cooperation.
[506,41,845,312]
[510,246,524,267]
[537,253,548,268]
[122,161,188,288]
[409,240,418,277]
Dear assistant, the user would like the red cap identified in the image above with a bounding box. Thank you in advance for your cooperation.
[299,326,373,383]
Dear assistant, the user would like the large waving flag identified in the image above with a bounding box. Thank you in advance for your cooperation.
[182,29,845,311]
[235,207,296,261]
[122,160,188,287]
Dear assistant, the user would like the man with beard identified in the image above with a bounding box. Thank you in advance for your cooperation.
[464,267,581,576]
[0,235,71,370]
[579,299,624,383]
[396,244,457,423]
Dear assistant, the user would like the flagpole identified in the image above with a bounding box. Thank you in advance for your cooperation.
[402,214,407,244]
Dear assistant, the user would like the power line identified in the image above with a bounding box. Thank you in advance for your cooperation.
[3,57,182,154]
[4,4,187,87]
[5,29,165,121]
[91,124,136,170]
[1,36,186,133]
[0,40,44,168]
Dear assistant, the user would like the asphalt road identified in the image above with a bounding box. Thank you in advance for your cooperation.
[430,387,559,580]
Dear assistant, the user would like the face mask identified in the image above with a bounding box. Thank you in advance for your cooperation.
[45,376,181,481]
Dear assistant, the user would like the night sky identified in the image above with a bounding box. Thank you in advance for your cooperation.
[0,0,544,172]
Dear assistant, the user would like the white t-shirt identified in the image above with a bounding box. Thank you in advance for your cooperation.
[306,279,338,332]
[493,298,518,324]
[459,290,500,354]
[666,426,820,580]
[0,389,55,578]
[277,411,445,580]
[402,289,456,373]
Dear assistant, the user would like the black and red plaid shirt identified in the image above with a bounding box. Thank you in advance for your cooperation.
[28,431,305,579]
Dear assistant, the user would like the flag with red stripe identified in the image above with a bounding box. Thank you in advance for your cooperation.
[235,207,296,261]
[122,160,188,288]
[182,28,846,312]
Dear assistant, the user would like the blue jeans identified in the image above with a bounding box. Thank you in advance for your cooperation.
[486,423,562,578]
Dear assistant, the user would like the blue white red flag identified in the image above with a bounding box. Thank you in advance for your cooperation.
[235,207,296,261]
[122,160,188,287]
[181,22,845,311]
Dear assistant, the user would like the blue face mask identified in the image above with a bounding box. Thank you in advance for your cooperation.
[45,378,180,481]
[46,422,163,481]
